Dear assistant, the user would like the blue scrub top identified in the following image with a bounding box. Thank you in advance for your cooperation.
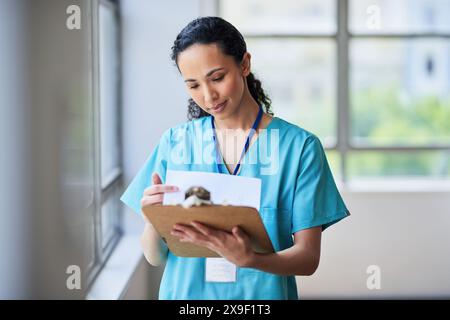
[120,116,350,300]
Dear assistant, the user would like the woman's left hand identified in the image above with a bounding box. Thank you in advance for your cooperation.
[171,221,255,267]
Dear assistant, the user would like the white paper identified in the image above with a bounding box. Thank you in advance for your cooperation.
[205,258,237,283]
[164,170,261,282]
[163,170,261,211]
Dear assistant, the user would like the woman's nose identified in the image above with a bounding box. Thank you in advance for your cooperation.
[203,85,218,105]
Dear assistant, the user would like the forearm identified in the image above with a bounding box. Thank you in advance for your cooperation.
[140,221,168,266]
[246,243,320,276]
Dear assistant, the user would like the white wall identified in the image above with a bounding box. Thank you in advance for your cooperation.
[298,188,450,299]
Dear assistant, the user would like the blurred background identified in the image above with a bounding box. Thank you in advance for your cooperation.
[0,0,449,299]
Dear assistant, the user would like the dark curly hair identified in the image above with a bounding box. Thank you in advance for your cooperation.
[170,16,273,120]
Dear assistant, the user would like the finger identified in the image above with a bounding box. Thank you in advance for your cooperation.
[173,224,208,241]
[170,229,185,238]
[152,172,162,185]
[182,236,213,249]
[143,184,179,196]
[173,223,195,233]
[171,229,214,249]
[232,226,248,243]
[170,230,190,243]
[191,221,228,248]
[140,194,163,207]
[190,221,215,236]
[170,229,200,243]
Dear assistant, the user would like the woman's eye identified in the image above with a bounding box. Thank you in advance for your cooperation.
[188,75,223,89]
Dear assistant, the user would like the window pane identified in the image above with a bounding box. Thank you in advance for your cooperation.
[348,151,450,179]
[221,0,336,35]
[248,39,336,144]
[325,150,341,181]
[350,39,450,146]
[60,62,96,269]
[350,0,450,34]
[101,185,120,249]
[99,4,120,186]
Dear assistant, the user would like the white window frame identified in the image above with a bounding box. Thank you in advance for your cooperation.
[86,0,123,290]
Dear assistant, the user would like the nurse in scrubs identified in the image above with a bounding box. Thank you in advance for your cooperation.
[120,16,350,300]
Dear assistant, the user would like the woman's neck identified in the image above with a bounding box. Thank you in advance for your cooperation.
[214,93,260,130]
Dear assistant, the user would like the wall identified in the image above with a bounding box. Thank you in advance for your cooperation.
[298,189,450,299]
[0,0,94,298]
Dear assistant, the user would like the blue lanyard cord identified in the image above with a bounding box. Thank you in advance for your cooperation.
[211,105,264,175]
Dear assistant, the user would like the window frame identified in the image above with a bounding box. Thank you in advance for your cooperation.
[218,0,450,182]
[86,0,123,290]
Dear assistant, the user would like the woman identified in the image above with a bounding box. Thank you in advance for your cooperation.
[120,16,350,300]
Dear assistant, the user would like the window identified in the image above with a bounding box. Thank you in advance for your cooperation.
[348,0,450,181]
[87,0,123,287]
[221,0,450,182]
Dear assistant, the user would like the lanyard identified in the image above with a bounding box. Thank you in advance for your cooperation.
[211,105,263,175]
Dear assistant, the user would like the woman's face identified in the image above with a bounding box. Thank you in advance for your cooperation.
[177,43,250,120]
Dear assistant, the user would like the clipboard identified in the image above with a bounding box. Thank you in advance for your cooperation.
[142,204,275,257]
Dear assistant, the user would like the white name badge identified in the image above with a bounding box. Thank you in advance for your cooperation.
[205,258,237,283]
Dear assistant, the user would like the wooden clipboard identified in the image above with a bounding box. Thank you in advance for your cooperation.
[142,204,274,257]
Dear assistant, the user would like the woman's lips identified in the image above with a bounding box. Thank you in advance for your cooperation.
[211,100,227,113]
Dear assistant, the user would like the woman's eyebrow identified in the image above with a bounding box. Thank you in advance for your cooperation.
[184,67,225,82]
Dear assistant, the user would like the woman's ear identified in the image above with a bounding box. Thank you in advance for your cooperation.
[241,52,251,77]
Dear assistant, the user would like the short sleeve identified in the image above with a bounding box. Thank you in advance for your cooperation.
[120,129,171,217]
[292,135,350,233]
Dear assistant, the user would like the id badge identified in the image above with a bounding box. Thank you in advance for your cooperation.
[205,258,237,283]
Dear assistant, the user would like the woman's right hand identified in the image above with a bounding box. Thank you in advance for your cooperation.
[140,172,179,211]
[140,172,177,265]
